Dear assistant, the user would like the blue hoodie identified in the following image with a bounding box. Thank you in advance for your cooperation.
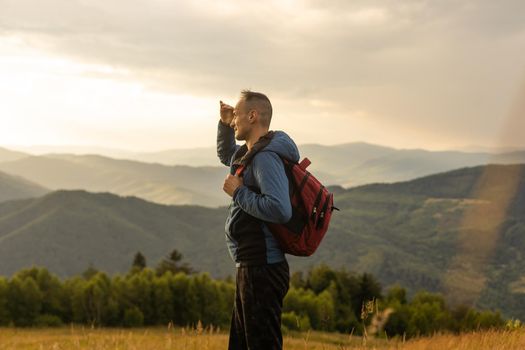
[217,121,300,266]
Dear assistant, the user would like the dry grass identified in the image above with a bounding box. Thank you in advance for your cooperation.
[0,326,523,350]
[399,329,525,350]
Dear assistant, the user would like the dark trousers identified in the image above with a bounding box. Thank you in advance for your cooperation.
[228,260,290,350]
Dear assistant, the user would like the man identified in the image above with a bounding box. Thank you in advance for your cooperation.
[217,90,300,350]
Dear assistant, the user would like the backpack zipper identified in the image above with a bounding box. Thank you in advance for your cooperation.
[311,186,324,222]
[316,193,332,229]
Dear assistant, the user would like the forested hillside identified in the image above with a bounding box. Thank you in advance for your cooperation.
[0,164,523,318]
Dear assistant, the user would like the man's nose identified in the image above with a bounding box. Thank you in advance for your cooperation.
[229,118,235,128]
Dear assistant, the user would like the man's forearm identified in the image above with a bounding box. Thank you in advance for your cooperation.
[232,152,292,223]
[234,186,292,224]
[217,120,237,166]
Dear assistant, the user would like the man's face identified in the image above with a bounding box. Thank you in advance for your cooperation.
[231,99,252,141]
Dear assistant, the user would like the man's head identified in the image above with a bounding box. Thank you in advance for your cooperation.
[231,90,273,141]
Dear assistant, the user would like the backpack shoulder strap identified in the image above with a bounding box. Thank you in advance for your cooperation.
[233,131,275,176]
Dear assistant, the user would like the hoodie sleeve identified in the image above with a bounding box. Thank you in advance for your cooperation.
[233,151,292,224]
[217,120,239,166]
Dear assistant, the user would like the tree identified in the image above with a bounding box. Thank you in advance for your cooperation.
[332,270,361,333]
[284,287,335,331]
[407,291,451,336]
[123,306,144,327]
[386,285,407,305]
[123,269,155,324]
[152,275,174,325]
[19,268,67,322]
[71,272,118,326]
[169,272,195,326]
[155,249,193,276]
[131,252,147,273]
[290,271,306,289]
[0,277,9,326]
[307,264,337,294]
[82,264,100,280]
[7,276,43,326]
[352,273,382,319]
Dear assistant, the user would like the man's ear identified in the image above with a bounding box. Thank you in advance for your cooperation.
[248,110,258,124]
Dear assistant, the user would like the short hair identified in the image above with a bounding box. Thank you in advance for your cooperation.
[240,89,273,127]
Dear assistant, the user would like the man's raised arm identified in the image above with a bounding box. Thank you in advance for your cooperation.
[217,101,238,166]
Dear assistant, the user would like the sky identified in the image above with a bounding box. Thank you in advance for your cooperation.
[1,0,524,152]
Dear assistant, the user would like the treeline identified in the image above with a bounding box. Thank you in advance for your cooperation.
[0,266,233,328]
[0,255,508,338]
[0,250,232,328]
[285,264,506,337]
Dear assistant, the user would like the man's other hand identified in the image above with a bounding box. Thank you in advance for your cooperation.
[220,100,234,126]
[223,174,243,197]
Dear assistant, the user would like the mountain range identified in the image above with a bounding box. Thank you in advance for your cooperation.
[0,163,523,318]
[1,143,524,207]
[0,154,227,206]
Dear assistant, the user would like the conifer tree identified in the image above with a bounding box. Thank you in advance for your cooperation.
[155,249,193,276]
[131,252,146,272]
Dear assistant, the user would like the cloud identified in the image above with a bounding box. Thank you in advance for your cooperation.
[1,0,525,148]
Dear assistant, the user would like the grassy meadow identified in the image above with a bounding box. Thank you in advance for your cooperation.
[0,326,523,350]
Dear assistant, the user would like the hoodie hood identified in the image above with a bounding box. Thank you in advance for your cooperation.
[260,130,300,163]
[232,130,300,167]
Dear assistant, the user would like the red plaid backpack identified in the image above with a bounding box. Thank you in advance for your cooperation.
[235,155,338,256]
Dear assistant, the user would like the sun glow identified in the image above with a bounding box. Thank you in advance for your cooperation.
[0,36,217,151]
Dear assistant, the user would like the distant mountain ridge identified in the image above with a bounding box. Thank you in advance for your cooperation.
[7,142,524,162]
[0,170,49,202]
[0,164,523,319]
[0,154,228,206]
[0,147,29,163]
[300,143,525,187]
[1,143,524,207]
